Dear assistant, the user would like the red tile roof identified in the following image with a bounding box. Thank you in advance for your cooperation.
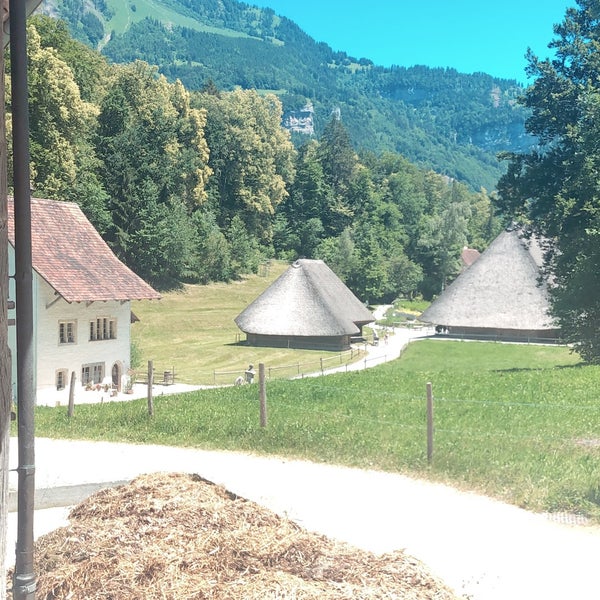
[8,197,161,303]
[461,246,481,268]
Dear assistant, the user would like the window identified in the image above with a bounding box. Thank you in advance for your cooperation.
[89,317,117,341]
[82,362,104,385]
[56,369,68,391]
[59,321,76,344]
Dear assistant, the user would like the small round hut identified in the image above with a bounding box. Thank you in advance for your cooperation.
[235,259,374,351]
[420,227,560,342]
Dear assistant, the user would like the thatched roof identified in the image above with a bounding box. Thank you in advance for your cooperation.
[420,228,556,331]
[235,259,374,337]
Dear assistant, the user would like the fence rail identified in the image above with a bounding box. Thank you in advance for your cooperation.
[132,346,371,388]
[209,347,367,385]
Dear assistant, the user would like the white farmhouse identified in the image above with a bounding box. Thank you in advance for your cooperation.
[7,197,160,405]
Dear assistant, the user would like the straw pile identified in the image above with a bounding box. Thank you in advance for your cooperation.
[12,473,459,599]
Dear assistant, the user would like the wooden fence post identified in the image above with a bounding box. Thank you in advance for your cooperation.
[67,371,76,418]
[147,360,154,417]
[259,363,267,428]
[427,382,434,465]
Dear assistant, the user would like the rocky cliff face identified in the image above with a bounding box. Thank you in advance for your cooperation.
[470,123,534,153]
[283,101,315,136]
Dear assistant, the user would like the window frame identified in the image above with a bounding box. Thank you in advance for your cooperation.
[58,320,77,345]
[82,362,105,385]
[89,317,117,341]
[56,369,68,391]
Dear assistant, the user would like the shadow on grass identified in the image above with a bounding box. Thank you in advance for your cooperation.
[493,362,586,373]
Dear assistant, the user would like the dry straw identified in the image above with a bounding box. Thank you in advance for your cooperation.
[9,473,458,599]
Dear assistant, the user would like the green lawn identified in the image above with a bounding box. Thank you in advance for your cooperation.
[105,0,258,38]
[131,261,362,385]
[33,338,600,522]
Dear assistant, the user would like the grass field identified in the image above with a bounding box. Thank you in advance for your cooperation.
[34,334,600,522]
[130,261,360,385]
[105,0,259,38]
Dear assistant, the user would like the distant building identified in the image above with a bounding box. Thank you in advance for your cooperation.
[235,259,374,351]
[7,197,160,404]
[460,246,481,270]
[420,228,560,342]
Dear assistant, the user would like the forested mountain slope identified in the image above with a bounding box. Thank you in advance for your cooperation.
[17,15,503,302]
[41,0,532,191]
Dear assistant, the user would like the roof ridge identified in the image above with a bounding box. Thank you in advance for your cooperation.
[7,197,160,303]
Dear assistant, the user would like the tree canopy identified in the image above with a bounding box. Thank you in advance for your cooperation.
[4,15,501,301]
[497,0,600,361]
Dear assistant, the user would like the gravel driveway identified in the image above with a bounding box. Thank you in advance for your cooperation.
[6,438,600,600]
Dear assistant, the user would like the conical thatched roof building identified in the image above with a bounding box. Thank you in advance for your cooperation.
[420,228,560,342]
[235,259,374,350]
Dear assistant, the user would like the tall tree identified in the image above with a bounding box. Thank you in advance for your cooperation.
[416,190,471,298]
[280,140,327,257]
[29,15,109,102]
[195,88,295,246]
[497,0,600,361]
[95,61,211,287]
[317,115,359,235]
[5,23,109,232]
[192,209,232,283]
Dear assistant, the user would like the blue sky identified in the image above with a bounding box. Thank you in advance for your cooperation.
[250,0,577,83]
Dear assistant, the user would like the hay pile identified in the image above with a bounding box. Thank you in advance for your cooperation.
[14,473,459,599]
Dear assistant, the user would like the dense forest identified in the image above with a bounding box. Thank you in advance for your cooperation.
[40,0,533,192]
[29,0,600,364]
[6,16,503,302]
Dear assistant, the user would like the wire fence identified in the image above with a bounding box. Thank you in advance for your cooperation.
[228,374,600,453]
[432,332,563,344]
[140,346,371,387]
[130,336,600,460]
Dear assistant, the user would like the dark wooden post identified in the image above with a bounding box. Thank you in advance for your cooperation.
[259,363,267,428]
[11,0,37,594]
[147,360,154,417]
[427,382,434,465]
[0,30,10,592]
[67,371,76,418]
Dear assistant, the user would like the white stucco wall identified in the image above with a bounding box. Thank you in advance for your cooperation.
[35,277,132,406]
[7,243,133,407]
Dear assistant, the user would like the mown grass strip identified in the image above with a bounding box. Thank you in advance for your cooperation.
[32,340,600,521]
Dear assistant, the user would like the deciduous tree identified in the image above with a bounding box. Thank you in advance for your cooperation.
[95,61,211,287]
[5,24,106,221]
[195,88,295,245]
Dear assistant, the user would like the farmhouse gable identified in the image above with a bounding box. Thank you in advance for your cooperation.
[7,197,160,405]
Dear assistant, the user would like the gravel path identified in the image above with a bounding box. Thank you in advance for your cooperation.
[7,307,599,599]
[6,438,600,600]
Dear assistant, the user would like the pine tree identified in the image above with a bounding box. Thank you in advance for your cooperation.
[497,0,600,361]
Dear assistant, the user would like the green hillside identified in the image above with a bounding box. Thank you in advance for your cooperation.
[42,0,532,191]
[103,0,258,40]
